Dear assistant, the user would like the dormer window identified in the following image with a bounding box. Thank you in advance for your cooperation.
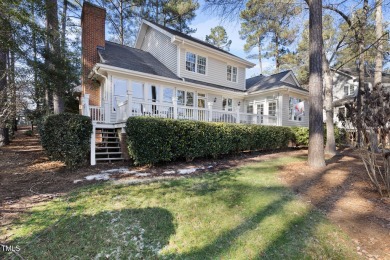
[186,52,206,75]
[344,84,354,96]
[227,65,237,82]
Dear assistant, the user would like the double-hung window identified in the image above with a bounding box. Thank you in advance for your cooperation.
[344,85,354,96]
[222,97,233,111]
[177,90,194,107]
[186,52,206,74]
[227,65,237,82]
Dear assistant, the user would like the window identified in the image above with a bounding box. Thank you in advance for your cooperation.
[186,52,196,72]
[247,103,253,113]
[223,97,233,111]
[113,78,127,110]
[339,107,346,116]
[197,56,206,74]
[163,88,173,103]
[177,90,194,107]
[344,84,354,96]
[186,52,206,74]
[289,97,304,121]
[257,103,264,123]
[227,65,237,82]
[148,85,159,102]
[198,93,206,108]
[132,82,143,100]
[268,102,276,117]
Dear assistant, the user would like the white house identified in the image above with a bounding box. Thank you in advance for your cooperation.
[80,2,309,164]
[330,68,390,129]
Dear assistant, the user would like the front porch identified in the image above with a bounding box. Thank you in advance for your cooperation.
[81,95,278,126]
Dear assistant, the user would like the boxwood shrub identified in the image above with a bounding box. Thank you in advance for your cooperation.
[40,113,93,169]
[291,125,347,146]
[126,117,294,165]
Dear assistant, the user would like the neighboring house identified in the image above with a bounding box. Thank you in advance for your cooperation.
[80,3,309,164]
[330,68,390,129]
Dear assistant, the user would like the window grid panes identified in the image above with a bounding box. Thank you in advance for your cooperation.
[223,97,233,111]
[163,88,173,103]
[232,67,237,82]
[268,102,276,116]
[198,93,206,108]
[186,92,194,107]
[197,56,206,74]
[227,65,232,81]
[186,52,196,72]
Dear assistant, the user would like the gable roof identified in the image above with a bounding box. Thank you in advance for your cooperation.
[145,20,238,58]
[246,70,308,93]
[98,41,180,80]
[138,20,255,67]
[331,67,390,83]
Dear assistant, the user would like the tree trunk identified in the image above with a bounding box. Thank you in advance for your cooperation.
[61,0,67,52]
[258,37,263,74]
[308,0,325,168]
[322,52,336,156]
[46,0,64,114]
[0,49,9,146]
[374,0,383,90]
[275,34,280,72]
[356,0,369,146]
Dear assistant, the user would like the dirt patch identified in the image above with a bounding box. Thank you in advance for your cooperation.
[279,149,390,260]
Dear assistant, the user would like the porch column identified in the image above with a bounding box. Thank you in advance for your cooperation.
[115,97,120,122]
[208,102,213,122]
[104,101,110,123]
[172,97,178,119]
[84,94,90,116]
[236,105,240,124]
[127,81,133,119]
[90,122,96,166]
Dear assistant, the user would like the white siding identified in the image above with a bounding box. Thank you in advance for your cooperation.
[140,27,177,74]
[280,93,309,127]
[180,46,246,91]
[282,75,296,85]
[332,73,357,101]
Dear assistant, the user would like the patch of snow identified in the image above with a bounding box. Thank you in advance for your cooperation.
[73,179,83,184]
[163,170,175,175]
[135,173,151,177]
[207,165,213,169]
[177,168,198,174]
[85,173,111,181]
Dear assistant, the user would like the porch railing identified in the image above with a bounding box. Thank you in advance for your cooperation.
[81,95,278,126]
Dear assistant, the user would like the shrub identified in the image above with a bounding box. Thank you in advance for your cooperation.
[25,130,33,136]
[126,117,294,165]
[291,125,347,147]
[40,113,92,169]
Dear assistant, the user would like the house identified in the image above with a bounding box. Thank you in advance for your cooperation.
[330,68,390,129]
[80,2,309,164]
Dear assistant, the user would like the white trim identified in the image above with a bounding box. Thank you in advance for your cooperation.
[137,20,255,68]
[226,64,238,83]
[280,71,301,88]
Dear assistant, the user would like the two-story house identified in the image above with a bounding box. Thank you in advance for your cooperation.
[80,2,309,164]
[331,68,390,129]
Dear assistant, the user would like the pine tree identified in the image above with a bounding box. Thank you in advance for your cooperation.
[205,26,232,51]
[239,0,301,73]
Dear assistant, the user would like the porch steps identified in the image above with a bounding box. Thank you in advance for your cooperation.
[94,128,124,163]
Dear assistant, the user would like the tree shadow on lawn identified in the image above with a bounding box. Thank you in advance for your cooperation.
[3,207,175,259]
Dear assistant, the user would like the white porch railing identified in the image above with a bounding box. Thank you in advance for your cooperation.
[81,94,279,126]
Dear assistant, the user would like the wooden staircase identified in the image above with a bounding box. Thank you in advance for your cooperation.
[94,128,124,163]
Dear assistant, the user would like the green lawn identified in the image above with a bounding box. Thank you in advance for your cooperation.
[3,156,360,259]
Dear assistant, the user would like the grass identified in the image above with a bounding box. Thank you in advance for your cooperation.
[2,156,360,259]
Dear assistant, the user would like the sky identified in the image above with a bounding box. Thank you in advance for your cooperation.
[186,0,390,76]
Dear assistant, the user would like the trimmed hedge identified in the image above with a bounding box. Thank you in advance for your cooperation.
[40,113,93,169]
[291,125,347,146]
[126,117,294,165]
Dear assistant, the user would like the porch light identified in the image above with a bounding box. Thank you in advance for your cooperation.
[214,97,217,102]
[238,101,241,106]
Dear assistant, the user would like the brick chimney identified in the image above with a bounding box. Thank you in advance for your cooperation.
[81,2,106,106]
